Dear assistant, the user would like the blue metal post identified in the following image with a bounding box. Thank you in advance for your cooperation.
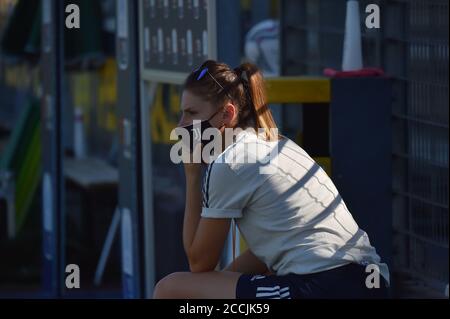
[40,0,64,297]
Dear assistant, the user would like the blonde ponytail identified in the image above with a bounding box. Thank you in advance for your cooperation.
[235,63,278,141]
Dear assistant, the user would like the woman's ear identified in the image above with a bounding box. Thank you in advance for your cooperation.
[222,103,237,127]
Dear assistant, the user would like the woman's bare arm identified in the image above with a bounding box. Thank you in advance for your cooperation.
[224,249,272,275]
[182,160,232,273]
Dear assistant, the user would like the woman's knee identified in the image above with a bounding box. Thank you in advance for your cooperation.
[153,272,185,299]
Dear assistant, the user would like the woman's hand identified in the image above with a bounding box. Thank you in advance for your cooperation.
[183,143,203,178]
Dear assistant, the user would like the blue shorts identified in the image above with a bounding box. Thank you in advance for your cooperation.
[235,263,389,299]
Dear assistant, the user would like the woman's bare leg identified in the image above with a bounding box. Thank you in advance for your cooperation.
[153,271,242,299]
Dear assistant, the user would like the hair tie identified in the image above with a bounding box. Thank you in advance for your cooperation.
[234,66,249,84]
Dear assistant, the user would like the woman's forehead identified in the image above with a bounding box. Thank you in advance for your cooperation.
[181,90,212,111]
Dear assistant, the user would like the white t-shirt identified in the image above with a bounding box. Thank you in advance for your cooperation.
[201,130,389,284]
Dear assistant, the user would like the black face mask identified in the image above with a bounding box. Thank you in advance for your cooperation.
[180,108,223,153]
